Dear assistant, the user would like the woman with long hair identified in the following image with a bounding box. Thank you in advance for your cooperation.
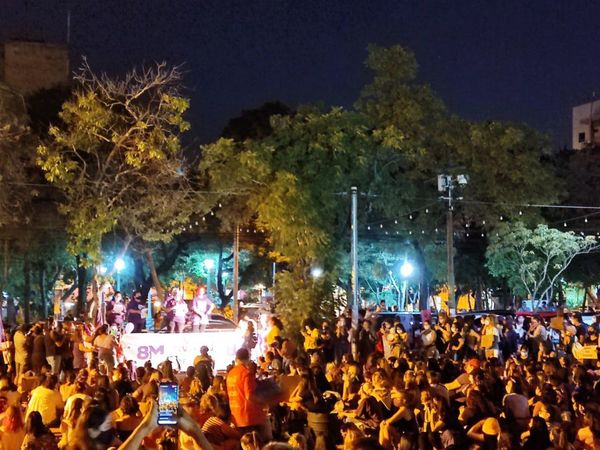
[67,404,119,450]
[200,393,241,450]
[0,405,25,450]
[58,398,85,449]
[21,410,58,450]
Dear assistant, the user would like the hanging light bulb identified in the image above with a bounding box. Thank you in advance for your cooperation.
[367,226,371,230]
[519,210,523,216]
[210,211,214,216]
[482,220,486,225]
[394,220,398,224]
[564,222,567,227]
[195,221,198,226]
[218,202,222,208]
[202,217,206,221]
[466,233,470,237]
[385,231,389,235]
[500,215,504,221]
[380,224,383,229]
[425,208,429,213]
[585,217,589,223]
[409,231,413,235]
[409,214,413,220]
[421,230,425,234]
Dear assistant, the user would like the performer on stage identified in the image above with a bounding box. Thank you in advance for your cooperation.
[107,292,125,328]
[191,288,215,333]
[126,291,145,333]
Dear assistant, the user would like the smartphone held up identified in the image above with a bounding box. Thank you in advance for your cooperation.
[158,382,179,426]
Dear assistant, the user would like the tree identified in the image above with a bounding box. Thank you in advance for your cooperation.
[486,222,600,304]
[200,44,561,325]
[0,83,34,227]
[37,61,205,313]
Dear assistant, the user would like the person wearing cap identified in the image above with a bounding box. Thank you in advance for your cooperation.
[466,417,502,448]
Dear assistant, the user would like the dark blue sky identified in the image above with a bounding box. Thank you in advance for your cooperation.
[2,0,599,147]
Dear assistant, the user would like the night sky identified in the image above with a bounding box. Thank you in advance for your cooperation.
[2,0,600,148]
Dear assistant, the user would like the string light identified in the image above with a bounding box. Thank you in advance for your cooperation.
[195,221,198,225]
[367,226,371,230]
[380,224,383,229]
[394,220,398,224]
[210,211,214,216]
[218,203,222,208]
[482,220,486,225]
[425,208,429,213]
[500,215,504,221]
[435,228,439,233]
[585,217,588,223]
[563,222,567,227]
[519,210,523,216]
[409,214,413,220]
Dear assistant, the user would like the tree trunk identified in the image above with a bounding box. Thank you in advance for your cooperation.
[133,254,146,291]
[23,252,31,324]
[76,255,87,319]
[39,262,47,318]
[144,248,164,300]
[216,243,233,309]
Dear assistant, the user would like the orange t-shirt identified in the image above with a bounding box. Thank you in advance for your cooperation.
[226,364,265,427]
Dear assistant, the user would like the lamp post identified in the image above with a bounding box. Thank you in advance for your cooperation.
[114,258,125,291]
[146,289,154,332]
[204,259,215,298]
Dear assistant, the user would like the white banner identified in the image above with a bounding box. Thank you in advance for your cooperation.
[120,330,242,372]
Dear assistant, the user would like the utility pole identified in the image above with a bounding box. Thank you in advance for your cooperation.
[446,187,455,312]
[351,187,359,328]
[438,174,468,312]
[272,262,276,302]
[233,225,240,323]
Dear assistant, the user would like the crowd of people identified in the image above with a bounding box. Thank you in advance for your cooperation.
[1,302,600,450]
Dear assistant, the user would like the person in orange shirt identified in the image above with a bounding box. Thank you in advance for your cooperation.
[226,348,271,441]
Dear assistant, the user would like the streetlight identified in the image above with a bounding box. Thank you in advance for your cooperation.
[114,258,125,291]
[204,259,215,297]
[400,261,414,278]
[399,260,415,311]
[311,267,324,279]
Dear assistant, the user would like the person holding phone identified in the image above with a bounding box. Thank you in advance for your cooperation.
[118,400,214,450]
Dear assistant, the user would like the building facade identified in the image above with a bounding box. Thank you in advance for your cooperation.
[0,40,69,96]
[572,100,600,149]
